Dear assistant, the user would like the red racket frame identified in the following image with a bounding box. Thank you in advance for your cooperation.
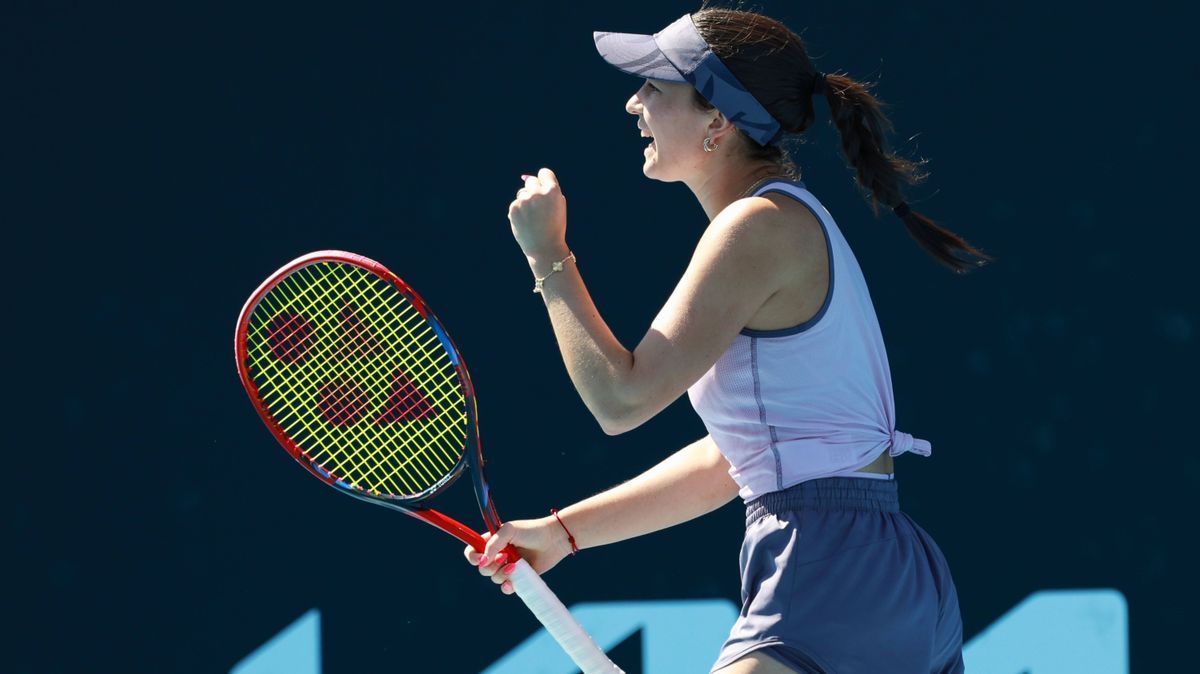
[234,250,501,551]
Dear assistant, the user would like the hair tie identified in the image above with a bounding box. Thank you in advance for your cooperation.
[893,202,912,219]
[811,71,827,95]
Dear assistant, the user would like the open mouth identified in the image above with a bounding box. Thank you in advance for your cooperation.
[640,129,655,145]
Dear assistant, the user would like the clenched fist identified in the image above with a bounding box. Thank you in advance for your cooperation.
[508,167,569,260]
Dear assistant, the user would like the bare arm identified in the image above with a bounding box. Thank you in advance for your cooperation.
[469,435,740,588]
[509,170,791,435]
[554,434,739,550]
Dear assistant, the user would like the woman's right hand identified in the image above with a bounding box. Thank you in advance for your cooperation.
[464,516,573,595]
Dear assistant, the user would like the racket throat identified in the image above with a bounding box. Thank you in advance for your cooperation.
[404,508,486,551]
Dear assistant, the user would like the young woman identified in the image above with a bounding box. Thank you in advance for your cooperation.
[466,7,987,673]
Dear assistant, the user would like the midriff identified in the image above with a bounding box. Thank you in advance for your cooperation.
[854,450,894,475]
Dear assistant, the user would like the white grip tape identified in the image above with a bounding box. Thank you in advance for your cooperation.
[508,558,625,674]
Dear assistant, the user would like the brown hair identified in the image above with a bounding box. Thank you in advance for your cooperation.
[690,4,991,273]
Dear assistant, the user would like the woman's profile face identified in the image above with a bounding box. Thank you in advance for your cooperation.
[626,78,713,180]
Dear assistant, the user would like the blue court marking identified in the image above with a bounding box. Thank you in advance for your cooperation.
[234,589,1129,673]
[230,609,320,674]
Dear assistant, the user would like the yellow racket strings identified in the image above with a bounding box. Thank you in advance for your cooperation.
[250,267,456,494]
[250,263,464,495]
[245,262,468,497]
[259,264,466,493]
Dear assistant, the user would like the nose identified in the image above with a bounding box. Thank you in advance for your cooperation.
[625,91,641,116]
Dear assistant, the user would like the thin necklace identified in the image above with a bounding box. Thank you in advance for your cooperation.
[737,173,790,200]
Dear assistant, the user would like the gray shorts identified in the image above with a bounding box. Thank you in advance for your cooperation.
[711,477,964,673]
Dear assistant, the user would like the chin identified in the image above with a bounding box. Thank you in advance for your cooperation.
[641,160,679,183]
[641,153,665,176]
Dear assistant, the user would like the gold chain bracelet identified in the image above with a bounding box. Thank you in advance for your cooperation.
[532,251,576,294]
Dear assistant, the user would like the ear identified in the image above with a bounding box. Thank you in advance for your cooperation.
[705,110,739,142]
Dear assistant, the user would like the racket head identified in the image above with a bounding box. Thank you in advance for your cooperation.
[235,251,495,526]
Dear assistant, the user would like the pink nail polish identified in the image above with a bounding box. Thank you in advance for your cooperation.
[493,553,508,567]
[521,174,532,181]
[478,555,489,567]
[502,562,517,575]
[502,580,512,593]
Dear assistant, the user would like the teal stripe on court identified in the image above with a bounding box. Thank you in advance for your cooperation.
[230,609,321,674]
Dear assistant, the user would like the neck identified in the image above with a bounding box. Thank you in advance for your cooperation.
[688,160,790,221]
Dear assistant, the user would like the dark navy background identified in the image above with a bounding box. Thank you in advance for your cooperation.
[8,1,1195,671]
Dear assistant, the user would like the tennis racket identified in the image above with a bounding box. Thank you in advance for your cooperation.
[234,250,623,674]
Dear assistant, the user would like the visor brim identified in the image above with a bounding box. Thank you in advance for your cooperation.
[592,31,687,83]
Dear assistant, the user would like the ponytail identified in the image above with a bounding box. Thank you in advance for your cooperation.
[821,73,991,273]
[689,6,991,273]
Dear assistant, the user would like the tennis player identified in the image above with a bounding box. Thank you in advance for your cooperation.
[467,7,986,672]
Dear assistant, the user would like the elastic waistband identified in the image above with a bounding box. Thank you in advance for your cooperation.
[745,477,900,527]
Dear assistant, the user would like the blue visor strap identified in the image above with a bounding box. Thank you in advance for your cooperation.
[653,14,783,146]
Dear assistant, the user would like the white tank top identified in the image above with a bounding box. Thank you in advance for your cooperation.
[686,179,931,502]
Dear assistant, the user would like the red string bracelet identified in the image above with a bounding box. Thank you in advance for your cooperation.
[550,508,578,556]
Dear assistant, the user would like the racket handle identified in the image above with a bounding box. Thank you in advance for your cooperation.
[507,558,625,674]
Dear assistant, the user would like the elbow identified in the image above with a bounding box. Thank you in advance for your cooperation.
[596,401,649,436]
[597,412,633,436]
[595,410,633,436]
[594,373,654,435]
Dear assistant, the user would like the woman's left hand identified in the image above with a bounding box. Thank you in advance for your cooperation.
[508,167,569,259]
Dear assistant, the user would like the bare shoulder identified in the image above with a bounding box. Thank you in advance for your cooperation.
[744,191,825,248]
[703,193,824,270]
[730,192,830,331]
[706,192,817,245]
